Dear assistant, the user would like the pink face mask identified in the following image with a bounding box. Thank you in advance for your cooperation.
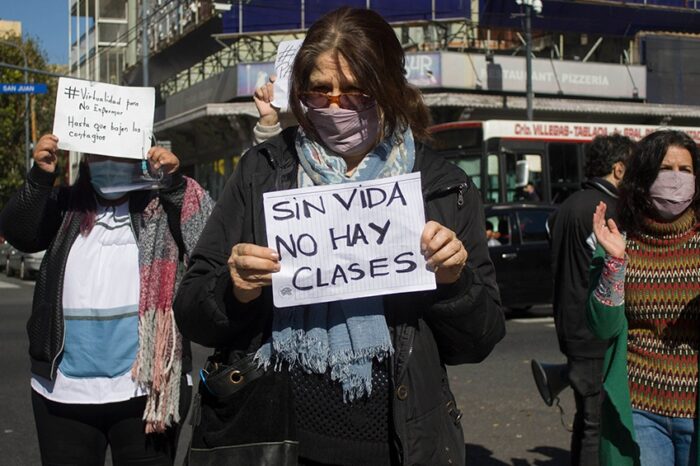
[649,170,696,219]
[306,105,380,157]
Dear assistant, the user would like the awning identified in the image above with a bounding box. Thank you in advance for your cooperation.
[155,93,700,134]
[422,93,700,118]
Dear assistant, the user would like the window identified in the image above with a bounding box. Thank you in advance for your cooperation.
[549,143,580,203]
[505,152,543,202]
[485,214,511,246]
[453,156,481,191]
[517,210,551,243]
[430,128,481,151]
[485,154,500,203]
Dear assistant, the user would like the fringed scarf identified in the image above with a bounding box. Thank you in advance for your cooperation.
[131,177,213,433]
[255,127,415,401]
[295,126,415,185]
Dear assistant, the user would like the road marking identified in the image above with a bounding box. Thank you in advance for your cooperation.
[510,317,554,324]
[0,280,20,289]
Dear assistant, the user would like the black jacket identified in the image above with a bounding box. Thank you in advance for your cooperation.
[173,128,505,465]
[0,165,191,380]
[549,178,617,359]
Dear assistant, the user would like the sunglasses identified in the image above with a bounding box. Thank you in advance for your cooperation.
[300,92,376,111]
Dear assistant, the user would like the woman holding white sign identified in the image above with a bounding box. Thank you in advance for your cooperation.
[175,7,504,466]
[0,134,213,465]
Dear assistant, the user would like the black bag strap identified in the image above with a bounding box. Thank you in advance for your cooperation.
[200,353,266,399]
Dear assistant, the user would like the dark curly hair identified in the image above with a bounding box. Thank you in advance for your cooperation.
[617,130,700,236]
[584,134,635,179]
[288,7,431,143]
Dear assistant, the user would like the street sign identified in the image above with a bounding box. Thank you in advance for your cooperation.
[0,83,48,94]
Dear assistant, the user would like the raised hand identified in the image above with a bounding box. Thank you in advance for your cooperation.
[253,75,280,127]
[592,201,625,258]
[421,221,468,284]
[33,134,59,173]
[228,243,280,303]
[147,146,180,174]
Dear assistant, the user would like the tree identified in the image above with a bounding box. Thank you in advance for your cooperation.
[0,35,59,210]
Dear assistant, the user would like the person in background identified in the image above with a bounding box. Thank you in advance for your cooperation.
[0,134,213,465]
[522,182,541,202]
[174,7,504,466]
[588,130,700,466]
[548,134,635,466]
[485,220,501,247]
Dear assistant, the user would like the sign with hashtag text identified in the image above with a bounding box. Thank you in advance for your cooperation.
[52,77,155,159]
[271,39,303,112]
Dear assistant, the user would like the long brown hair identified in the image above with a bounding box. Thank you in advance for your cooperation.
[288,7,431,142]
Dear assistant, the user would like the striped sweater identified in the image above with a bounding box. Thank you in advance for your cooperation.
[624,209,700,418]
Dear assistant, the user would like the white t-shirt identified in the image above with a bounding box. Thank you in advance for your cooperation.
[31,201,147,404]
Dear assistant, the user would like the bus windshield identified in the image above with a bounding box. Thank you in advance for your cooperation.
[450,156,481,190]
[427,125,483,191]
[428,127,481,152]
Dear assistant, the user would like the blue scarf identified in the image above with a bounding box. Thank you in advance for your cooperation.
[255,127,415,401]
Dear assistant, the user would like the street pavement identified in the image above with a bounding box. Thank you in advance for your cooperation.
[0,275,574,465]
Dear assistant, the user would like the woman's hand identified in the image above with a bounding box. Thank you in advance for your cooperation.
[228,243,281,303]
[253,75,280,127]
[147,146,180,174]
[33,134,59,173]
[421,221,468,284]
[592,201,625,258]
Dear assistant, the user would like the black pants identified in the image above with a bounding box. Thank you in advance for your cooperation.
[568,356,604,466]
[32,383,191,466]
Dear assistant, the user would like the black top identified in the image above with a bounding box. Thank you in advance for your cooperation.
[549,177,618,358]
[292,360,392,466]
[173,126,505,465]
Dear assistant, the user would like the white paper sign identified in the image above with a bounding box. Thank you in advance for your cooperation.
[271,39,303,112]
[264,172,436,307]
[52,77,155,160]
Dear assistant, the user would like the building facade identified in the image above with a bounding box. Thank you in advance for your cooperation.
[0,20,22,38]
[69,0,700,198]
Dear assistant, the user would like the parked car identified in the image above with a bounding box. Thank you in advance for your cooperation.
[6,246,45,280]
[484,203,557,312]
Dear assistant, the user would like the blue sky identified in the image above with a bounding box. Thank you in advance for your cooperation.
[3,0,69,64]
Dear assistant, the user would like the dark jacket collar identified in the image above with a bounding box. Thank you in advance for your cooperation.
[582,177,619,199]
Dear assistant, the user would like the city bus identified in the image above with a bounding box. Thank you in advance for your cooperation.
[429,119,700,205]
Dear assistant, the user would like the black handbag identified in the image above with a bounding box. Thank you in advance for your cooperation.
[188,350,298,466]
